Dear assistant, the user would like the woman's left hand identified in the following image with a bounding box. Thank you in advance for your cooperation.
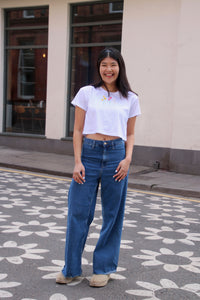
[113,158,131,182]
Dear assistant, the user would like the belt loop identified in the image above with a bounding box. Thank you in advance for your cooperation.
[112,141,115,149]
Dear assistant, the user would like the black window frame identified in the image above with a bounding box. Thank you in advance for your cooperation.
[3,6,49,135]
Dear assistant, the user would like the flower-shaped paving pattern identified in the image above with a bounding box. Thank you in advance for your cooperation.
[0,220,65,237]
[126,279,200,299]
[0,212,11,222]
[0,196,29,208]
[138,226,200,245]
[0,168,200,299]
[133,248,200,273]
[0,240,48,264]
[23,205,67,219]
[141,212,200,225]
[0,273,21,298]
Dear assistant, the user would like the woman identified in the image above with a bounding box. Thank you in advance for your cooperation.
[56,47,141,287]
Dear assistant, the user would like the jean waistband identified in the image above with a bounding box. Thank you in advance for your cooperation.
[83,137,124,148]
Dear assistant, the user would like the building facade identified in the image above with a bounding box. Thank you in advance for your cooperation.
[0,0,200,175]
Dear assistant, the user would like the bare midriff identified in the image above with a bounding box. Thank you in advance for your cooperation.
[85,133,120,141]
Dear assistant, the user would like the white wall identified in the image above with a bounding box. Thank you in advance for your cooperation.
[122,0,200,151]
[122,0,181,148]
[45,0,69,139]
[171,0,200,150]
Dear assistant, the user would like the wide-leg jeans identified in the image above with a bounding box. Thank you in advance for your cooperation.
[62,137,128,277]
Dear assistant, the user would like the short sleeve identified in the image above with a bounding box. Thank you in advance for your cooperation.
[71,86,88,111]
[128,94,141,118]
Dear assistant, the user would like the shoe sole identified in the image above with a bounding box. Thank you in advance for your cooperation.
[89,276,110,287]
[56,279,73,284]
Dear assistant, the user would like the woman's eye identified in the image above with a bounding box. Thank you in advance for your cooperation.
[101,64,117,67]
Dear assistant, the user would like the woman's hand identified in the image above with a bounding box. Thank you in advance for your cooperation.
[73,162,85,184]
[113,158,131,182]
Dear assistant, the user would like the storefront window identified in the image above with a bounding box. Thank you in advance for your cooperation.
[4,7,48,135]
[67,1,123,136]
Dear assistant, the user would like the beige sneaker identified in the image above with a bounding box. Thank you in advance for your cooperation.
[56,272,75,284]
[89,274,110,287]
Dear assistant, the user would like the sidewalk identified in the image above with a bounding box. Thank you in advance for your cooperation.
[0,145,199,199]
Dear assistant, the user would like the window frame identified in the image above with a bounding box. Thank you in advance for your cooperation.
[3,6,48,135]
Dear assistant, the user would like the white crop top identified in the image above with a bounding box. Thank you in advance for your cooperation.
[71,85,141,141]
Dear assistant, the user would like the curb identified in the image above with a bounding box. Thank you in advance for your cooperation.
[0,162,199,199]
[0,163,72,179]
[128,182,200,199]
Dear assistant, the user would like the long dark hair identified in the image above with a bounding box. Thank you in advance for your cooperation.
[93,47,136,98]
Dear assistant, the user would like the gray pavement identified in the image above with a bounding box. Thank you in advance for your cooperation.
[0,145,199,199]
[0,167,200,300]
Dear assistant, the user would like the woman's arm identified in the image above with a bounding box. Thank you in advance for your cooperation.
[125,116,137,161]
[113,116,137,182]
[72,106,86,184]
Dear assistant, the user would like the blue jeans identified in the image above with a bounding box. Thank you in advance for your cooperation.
[62,137,128,277]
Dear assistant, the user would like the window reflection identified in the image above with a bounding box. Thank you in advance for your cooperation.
[7,29,48,47]
[18,49,35,99]
[6,8,48,27]
[6,48,47,134]
[72,24,122,44]
[71,2,123,22]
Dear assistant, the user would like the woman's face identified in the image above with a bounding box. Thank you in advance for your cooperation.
[99,56,119,90]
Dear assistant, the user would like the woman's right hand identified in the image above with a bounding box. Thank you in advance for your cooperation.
[72,162,85,184]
